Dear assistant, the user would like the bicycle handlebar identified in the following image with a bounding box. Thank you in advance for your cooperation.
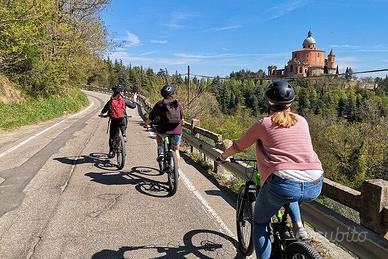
[98,114,109,118]
[230,157,257,163]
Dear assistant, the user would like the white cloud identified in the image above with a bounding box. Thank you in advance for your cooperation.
[163,11,194,29]
[124,32,141,47]
[335,56,359,70]
[331,44,388,53]
[175,52,289,60]
[265,0,313,20]
[175,53,232,59]
[330,44,360,49]
[150,40,168,44]
[357,44,388,53]
[139,51,156,56]
[203,25,240,32]
[108,51,201,65]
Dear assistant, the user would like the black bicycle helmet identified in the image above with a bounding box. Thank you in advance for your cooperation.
[111,84,125,94]
[160,84,175,98]
[264,80,295,106]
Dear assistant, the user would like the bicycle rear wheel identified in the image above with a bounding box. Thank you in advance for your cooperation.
[116,133,125,170]
[285,241,321,259]
[158,143,166,174]
[236,185,255,256]
[167,151,179,196]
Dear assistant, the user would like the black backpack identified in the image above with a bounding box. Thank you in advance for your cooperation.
[161,99,181,125]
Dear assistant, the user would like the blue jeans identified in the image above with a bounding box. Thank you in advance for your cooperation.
[253,175,323,259]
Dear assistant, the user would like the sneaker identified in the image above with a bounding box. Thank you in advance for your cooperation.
[108,151,115,158]
[293,226,310,240]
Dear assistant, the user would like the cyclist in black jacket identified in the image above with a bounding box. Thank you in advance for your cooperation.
[99,85,136,158]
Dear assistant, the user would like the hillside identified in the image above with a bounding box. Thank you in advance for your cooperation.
[0,74,23,104]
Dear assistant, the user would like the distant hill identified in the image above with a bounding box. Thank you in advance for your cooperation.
[0,75,24,104]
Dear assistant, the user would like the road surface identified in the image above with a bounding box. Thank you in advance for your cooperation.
[0,91,243,258]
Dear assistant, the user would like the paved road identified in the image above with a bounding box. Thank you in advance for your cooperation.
[0,91,243,259]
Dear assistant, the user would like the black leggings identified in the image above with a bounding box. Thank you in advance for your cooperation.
[109,118,127,150]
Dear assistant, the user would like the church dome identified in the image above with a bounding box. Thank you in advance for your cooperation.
[303,31,316,48]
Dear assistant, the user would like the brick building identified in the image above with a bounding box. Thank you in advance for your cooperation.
[268,31,338,78]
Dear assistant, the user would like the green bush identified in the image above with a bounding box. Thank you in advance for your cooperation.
[0,89,88,129]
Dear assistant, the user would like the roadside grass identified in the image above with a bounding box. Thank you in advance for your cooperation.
[0,88,88,130]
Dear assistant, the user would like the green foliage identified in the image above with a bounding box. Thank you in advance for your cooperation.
[91,53,387,192]
[0,0,109,96]
[198,71,387,190]
[307,114,387,189]
[0,88,88,129]
[202,109,257,140]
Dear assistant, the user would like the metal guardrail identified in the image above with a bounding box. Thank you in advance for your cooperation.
[89,87,388,258]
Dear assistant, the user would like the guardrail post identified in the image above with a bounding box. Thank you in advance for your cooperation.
[360,179,388,238]
[191,119,200,153]
[214,140,224,174]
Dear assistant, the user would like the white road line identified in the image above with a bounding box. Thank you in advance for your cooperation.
[144,125,234,238]
[0,101,94,159]
[179,168,235,237]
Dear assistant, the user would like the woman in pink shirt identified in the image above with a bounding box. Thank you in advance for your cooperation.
[218,81,323,259]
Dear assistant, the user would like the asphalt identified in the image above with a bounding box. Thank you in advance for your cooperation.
[0,91,245,259]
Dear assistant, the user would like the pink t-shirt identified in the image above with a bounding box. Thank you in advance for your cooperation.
[232,114,322,186]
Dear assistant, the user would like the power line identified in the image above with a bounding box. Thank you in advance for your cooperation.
[177,67,388,81]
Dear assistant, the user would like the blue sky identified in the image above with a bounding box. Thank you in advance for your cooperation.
[101,0,388,77]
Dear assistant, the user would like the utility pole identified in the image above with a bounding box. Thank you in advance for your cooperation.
[140,65,143,92]
[187,65,190,110]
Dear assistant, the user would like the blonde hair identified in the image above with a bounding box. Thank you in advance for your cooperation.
[271,109,298,128]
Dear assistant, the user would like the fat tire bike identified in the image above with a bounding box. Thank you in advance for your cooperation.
[232,158,321,259]
[99,114,126,170]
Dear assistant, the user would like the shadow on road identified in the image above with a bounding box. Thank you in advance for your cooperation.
[91,229,243,259]
[85,166,172,198]
[54,154,98,165]
[180,153,237,210]
[54,153,125,171]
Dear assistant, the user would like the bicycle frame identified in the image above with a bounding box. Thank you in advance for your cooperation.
[161,135,179,196]
[162,135,172,154]
[234,158,301,257]
[99,114,125,169]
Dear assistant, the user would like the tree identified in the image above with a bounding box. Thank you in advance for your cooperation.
[249,95,259,116]
[0,0,110,96]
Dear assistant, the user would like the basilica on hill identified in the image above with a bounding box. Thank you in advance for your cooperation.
[268,31,338,78]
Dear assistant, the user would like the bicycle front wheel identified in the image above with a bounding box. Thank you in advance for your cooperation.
[285,241,321,259]
[116,134,126,170]
[167,151,179,196]
[236,185,255,256]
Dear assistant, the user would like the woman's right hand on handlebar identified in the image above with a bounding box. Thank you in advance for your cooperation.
[216,155,231,163]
